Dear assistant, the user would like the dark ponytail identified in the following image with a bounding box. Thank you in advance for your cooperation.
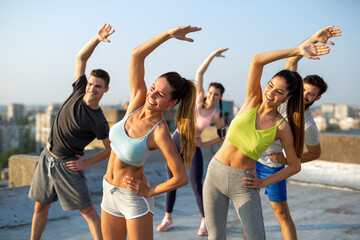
[160,72,196,168]
[272,70,304,158]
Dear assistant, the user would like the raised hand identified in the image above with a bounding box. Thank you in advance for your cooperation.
[298,43,330,60]
[167,25,202,42]
[212,48,229,58]
[313,25,341,45]
[96,24,115,43]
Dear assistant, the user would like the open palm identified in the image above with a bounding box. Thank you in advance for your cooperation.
[168,25,202,42]
[96,24,115,43]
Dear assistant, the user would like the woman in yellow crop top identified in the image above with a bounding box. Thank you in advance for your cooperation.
[203,42,330,239]
[101,26,201,240]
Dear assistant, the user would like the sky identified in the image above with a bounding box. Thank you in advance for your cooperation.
[1,0,359,108]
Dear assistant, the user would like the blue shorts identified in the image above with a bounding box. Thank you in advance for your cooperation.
[256,161,287,202]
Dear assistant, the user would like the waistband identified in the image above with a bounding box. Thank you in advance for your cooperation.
[44,147,77,163]
[211,156,256,173]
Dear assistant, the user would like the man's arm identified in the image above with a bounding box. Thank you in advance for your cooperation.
[302,144,321,163]
[74,24,115,80]
[66,138,111,171]
[268,143,321,165]
[284,25,341,71]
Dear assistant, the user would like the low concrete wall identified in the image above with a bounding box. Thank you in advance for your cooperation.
[8,154,39,187]
[318,134,360,164]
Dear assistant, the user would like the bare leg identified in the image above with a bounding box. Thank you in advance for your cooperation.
[80,204,103,240]
[270,201,297,240]
[30,202,51,240]
[101,209,127,240]
[127,212,153,240]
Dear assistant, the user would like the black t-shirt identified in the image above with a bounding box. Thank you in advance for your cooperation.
[48,75,109,159]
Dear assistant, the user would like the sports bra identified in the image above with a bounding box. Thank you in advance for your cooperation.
[226,104,284,160]
[109,105,164,167]
[195,104,216,132]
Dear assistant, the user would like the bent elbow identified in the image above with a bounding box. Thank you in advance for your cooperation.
[251,54,264,66]
[182,177,189,187]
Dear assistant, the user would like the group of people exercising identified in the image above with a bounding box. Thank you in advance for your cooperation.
[28,24,341,240]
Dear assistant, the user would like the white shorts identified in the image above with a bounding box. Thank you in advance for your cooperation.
[101,177,154,219]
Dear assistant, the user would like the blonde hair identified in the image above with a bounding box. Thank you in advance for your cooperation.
[176,80,196,167]
[160,72,196,167]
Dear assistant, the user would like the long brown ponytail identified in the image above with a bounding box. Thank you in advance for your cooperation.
[160,72,196,168]
[273,70,304,158]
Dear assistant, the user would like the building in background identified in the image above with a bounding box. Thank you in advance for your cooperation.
[335,104,354,120]
[35,104,61,152]
[0,124,25,153]
[7,104,24,122]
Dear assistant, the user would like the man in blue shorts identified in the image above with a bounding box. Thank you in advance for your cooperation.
[255,25,341,240]
[28,24,115,240]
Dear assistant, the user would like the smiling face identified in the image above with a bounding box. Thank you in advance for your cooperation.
[84,76,109,104]
[303,82,321,109]
[205,86,223,107]
[145,77,178,111]
[263,76,291,107]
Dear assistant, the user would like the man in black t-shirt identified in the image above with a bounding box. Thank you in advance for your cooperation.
[29,24,115,240]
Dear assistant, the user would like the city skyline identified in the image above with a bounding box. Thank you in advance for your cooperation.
[1,0,359,106]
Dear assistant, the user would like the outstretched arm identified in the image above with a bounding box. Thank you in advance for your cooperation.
[128,25,201,114]
[243,43,330,111]
[195,48,229,102]
[74,24,115,80]
[285,25,341,71]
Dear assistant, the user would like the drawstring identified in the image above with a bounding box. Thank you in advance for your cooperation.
[108,186,117,194]
[47,157,55,178]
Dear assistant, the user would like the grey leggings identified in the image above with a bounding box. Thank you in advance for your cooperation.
[203,157,265,240]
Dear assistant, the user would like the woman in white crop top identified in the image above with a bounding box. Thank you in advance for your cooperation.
[101,26,201,240]
[157,48,228,236]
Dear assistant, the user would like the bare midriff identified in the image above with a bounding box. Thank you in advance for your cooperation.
[214,139,256,169]
[104,151,145,188]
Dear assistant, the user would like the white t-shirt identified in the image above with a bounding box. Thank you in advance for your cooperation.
[257,103,320,168]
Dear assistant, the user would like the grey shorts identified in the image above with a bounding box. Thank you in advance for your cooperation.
[28,148,91,211]
[101,177,154,219]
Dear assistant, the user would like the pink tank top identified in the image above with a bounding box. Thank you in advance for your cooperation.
[195,104,216,132]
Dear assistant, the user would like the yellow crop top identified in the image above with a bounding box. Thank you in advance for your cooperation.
[226,104,284,160]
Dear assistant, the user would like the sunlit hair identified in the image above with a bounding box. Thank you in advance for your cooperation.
[203,82,225,118]
[159,72,196,168]
[272,70,304,158]
[303,74,328,96]
[90,69,110,87]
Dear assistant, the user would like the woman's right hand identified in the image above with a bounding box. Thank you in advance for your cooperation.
[298,43,330,60]
[123,174,150,197]
[167,25,202,42]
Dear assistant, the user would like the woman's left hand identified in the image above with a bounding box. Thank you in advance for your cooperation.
[298,43,330,60]
[168,25,202,42]
[123,174,150,197]
[243,171,262,189]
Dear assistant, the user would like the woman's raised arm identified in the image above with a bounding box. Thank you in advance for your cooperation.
[243,43,330,110]
[128,26,201,113]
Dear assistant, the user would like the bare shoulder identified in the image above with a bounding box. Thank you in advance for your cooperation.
[153,120,172,143]
[276,120,294,143]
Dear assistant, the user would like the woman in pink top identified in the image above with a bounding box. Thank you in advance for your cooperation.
[157,48,229,236]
